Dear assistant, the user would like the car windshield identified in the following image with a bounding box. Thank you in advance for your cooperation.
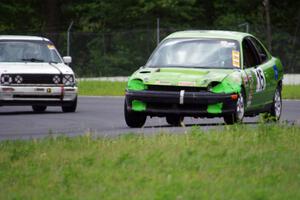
[0,40,62,63]
[146,38,241,69]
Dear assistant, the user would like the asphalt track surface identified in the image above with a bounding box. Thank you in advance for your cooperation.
[0,97,299,140]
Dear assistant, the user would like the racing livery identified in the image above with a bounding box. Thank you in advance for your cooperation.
[0,35,77,112]
[125,30,283,127]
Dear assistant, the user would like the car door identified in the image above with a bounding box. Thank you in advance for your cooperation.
[248,36,276,104]
[242,37,268,109]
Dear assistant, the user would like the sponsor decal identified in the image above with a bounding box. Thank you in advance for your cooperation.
[155,80,171,85]
[243,75,249,86]
[47,44,55,50]
[178,81,196,86]
[35,88,44,92]
[252,67,266,92]
[220,41,236,47]
[273,65,278,80]
[232,50,240,68]
[247,73,254,106]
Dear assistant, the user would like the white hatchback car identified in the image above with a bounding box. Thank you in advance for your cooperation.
[0,35,78,112]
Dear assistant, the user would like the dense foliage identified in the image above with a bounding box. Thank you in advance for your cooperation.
[0,0,299,76]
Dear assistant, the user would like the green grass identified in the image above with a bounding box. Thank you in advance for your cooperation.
[78,81,300,99]
[78,81,126,96]
[1,124,300,199]
[282,85,300,99]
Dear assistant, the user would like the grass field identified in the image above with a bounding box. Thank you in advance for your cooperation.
[282,85,300,99]
[1,124,300,199]
[78,81,300,99]
[78,81,127,96]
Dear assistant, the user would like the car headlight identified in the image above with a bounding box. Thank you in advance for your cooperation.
[14,75,23,84]
[1,74,13,85]
[127,79,147,91]
[62,74,75,86]
[53,75,61,84]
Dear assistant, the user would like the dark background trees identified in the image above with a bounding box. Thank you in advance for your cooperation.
[0,0,299,76]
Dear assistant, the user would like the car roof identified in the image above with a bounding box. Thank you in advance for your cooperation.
[165,30,251,41]
[0,35,50,42]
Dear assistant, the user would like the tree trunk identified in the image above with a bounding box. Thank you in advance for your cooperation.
[263,0,272,52]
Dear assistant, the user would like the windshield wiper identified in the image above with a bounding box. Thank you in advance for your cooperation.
[22,58,44,62]
[49,60,58,64]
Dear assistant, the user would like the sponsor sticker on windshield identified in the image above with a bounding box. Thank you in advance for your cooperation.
[232,50,240,68]
[220,41,236,48]
[47,44,56,50]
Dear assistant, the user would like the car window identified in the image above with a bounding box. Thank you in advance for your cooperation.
[146,38,241,69]
[242,38,260,68]
[249,37,268,64]
[0,41,62,63]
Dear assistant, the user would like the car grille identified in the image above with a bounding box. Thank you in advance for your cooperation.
[147,85,206,92]
[1,74,62,85]
[147,102,207,110]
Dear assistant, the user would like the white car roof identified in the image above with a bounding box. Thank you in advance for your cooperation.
[0,35,50,42]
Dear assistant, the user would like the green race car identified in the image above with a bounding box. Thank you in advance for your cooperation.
[124,30,283,127]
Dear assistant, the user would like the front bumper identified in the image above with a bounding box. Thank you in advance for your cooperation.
[0,85,77,106]
[125,90,238,117]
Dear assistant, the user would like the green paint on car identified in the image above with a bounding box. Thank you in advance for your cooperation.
[211,79,241,94]
[207,103,223,114]
[132,100,146,111]
[127,79,147,91]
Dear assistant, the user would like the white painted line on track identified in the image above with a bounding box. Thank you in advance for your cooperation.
[283,99,300,101]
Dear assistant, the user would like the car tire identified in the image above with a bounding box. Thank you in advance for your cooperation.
[166,115,184,126]
[62,96,77,113]
[32,105,47,112]
[268,86,282,121]
[223,92,245,124]
[124,100,146,128]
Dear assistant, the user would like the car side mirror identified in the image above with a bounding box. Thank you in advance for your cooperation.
[259,53,267,62]
[63,56,72,64]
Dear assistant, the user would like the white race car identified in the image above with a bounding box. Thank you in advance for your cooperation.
[0,35,77,112]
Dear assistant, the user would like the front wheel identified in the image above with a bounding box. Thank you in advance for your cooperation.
[124,100,146,128]
[224,93,245,124]
[62,97,77,113]
[268,87,282,121]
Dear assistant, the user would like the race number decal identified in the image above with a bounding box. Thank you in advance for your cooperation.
[252,67,266,92]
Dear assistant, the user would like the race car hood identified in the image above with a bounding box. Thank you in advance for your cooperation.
[0,62,74,75]
[130,67,237,87]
